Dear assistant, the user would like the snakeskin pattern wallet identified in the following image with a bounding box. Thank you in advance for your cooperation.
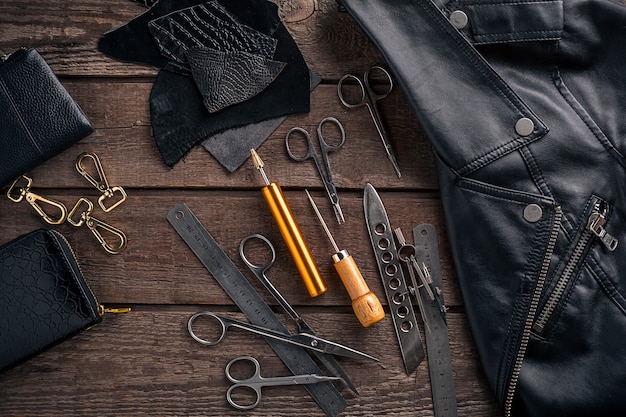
[0,229,102,373]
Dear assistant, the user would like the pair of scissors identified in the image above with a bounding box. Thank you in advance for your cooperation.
[187,311,378,362]
[337,65,401,178]
[285,116,346,224]
[239,233,359,394]
[225,356,342,410]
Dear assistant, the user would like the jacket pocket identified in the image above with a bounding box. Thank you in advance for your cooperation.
[437,168,559,404]
[446,0,564,44]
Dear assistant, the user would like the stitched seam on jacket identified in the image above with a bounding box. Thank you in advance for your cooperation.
[519,146,553,198]
[587,257,626,316]
[551,67,626,170]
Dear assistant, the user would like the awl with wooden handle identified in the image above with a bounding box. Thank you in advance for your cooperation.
[305,189,385,327]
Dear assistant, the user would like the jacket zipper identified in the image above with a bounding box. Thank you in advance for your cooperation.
[504,206,562,417]
[533,200,617,335]
[504,201,618,416]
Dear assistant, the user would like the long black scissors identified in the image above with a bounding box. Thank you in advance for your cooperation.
[239,233,360,394]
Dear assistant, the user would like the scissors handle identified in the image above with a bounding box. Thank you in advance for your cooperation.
[285,127,316,162]
[317,116,346,153]
[239,233,276,274]
[364,65,393,101]
[187,312,228,346]
[337,73,367,108]
[239,234,300,321]
[337,65,393,108]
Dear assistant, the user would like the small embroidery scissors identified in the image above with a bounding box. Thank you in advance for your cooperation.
[187,311,378,361]
[239,233,359,394]
[225,356,343,410]
[337,65,401,178]
[285,116,346,224]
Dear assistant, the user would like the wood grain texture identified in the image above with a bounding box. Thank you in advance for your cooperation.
[0,0,501,415]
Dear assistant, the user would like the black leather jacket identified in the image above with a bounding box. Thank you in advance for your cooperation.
[341,0,626,415]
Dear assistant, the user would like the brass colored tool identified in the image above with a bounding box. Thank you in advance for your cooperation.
[305,189,385,327]
[250,149,327,297]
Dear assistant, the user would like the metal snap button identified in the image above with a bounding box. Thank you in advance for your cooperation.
[515,117,535,137]
[523,204,543,223]
[450,10,468,29]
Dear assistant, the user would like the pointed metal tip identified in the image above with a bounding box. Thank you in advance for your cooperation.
[250,148,263,169]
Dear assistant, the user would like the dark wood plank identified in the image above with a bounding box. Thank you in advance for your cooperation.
[0,192,457,307]
[0,310,500,416]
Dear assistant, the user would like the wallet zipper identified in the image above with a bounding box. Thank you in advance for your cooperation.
[51,229,130,318]
[1,47,27,64]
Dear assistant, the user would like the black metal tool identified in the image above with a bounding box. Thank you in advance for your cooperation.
[167,204,346,417]
[363,183,425,374]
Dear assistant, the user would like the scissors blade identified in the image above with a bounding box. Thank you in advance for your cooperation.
[365,104,402,179]
[291,333,379,362]
[294,320,359,395]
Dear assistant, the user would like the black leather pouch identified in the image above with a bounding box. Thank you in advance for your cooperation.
[0,48,94,189]
[0,228,102,373]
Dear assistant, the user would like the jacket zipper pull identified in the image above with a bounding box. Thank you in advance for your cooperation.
[587,203,618,251]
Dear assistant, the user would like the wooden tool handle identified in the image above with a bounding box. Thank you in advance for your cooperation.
[333,253,385,327]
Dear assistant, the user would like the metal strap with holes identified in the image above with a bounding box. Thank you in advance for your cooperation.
[413,224,458,417]
[166,204,346,417]
[363,183,425,374]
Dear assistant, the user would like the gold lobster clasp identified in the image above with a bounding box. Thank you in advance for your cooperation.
[68,197,127,254]
[76,152,127,212]
[6,175,67,225]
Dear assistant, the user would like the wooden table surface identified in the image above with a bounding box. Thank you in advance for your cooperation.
[0,1,501,415]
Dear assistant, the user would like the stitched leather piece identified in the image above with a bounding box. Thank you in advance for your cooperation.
[0,229,101,373]
[0,49,93,188]
[98,0,310,168]
[187,47,286,113]
[148,1,278,71]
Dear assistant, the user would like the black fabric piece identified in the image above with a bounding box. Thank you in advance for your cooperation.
[148,1,278,72]
[98,0,311,167]
[201,70,321,172]
[99,0,280,69]
[187,47,286,113]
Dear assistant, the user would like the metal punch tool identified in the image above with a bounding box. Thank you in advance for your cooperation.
[239,233,360,394]
[285,116,346,224]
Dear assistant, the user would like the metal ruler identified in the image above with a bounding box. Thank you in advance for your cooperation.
[363,184,425,374]
[167,204,346,417]
[413,224,458,417]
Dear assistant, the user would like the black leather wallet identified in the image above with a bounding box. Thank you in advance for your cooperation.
[0,228,102,373]
[0,48,94,188]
